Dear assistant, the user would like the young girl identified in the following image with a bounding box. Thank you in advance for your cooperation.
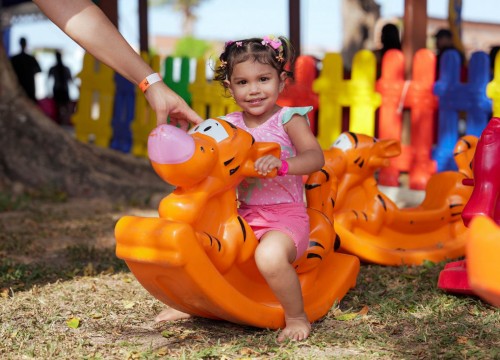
[156,36,324,342]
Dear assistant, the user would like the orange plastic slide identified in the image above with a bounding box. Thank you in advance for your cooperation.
[115,119,359,329]
[467,216,500,307]
[327,131,477,265]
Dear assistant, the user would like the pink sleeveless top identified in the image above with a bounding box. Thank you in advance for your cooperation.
[221,106,312,206]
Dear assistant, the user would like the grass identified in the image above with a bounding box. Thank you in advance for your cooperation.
[1,198,499,359]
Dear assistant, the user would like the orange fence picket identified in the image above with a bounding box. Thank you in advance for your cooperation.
[376,49,438,189]
[278,55,319,134]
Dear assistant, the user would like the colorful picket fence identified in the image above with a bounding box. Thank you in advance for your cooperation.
[72,52,115,147]
[433,50,492,172]
[71,49,499,188]
[376,49,437,189]
[313,51,381,148]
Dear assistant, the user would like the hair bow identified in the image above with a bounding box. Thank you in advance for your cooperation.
[261,35,282,50]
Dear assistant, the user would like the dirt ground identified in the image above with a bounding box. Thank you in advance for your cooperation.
[1,197,499,360]
[0,197,361,359]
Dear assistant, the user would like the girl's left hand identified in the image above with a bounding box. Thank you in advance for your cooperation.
[254,155,282,176]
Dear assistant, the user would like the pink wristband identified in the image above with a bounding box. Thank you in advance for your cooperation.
[277,160,289,176]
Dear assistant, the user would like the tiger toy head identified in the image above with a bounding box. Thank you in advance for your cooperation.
[148,119,280,224]
[149,119,280,189]
[325,132,401,197]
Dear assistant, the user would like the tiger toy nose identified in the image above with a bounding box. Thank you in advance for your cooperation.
[148,124,195,164]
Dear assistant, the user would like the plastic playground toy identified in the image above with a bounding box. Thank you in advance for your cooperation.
[467,216,500,307]
[438,117,500,307]
[326,131,476,265]
[115,119,360,329]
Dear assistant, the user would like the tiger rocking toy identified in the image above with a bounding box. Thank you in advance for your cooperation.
[328,131,477,265]
[115,119,360,329]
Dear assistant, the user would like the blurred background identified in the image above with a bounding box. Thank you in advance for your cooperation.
[2,0,499,102]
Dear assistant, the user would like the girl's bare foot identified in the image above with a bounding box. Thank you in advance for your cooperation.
[277,314,311,342]
[154,307,191,323]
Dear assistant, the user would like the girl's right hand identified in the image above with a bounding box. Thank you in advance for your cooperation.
[254,155,282,176]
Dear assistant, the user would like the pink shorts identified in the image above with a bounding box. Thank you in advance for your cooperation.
[238,203,310,259]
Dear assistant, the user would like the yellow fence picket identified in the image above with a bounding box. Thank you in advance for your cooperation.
[313,51,380,149]
[71,52,115,147]
[189,59,240,120]
[486,51,500,117]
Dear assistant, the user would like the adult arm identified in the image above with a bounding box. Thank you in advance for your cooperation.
[33,0,202,127]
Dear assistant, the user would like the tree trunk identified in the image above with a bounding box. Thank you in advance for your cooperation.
[0,42,170,203]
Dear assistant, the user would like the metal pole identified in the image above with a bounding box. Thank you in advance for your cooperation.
[289,0,301,57]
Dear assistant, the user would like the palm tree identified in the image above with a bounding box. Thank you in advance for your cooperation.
[148,0,207,36]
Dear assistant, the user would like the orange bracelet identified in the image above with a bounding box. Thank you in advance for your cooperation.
[139,73,162,93]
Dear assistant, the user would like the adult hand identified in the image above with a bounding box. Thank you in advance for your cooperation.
[145,82,203,129]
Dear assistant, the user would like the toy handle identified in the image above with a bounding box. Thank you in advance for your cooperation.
[462,178,475,187]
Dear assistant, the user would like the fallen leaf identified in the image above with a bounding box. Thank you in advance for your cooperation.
[335,306,369,321]
[66,317,80,329]
[358,305,369,316]
[90,312,103,319]
[161,330,175,338]
[1,288,9,298]
[335,312,358,321]
[156,347,168,356]
[239,348,257,356]
[457,336,468,344]
[122,301,135,309]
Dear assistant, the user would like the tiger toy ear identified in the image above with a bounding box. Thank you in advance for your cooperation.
[241,142,281,177]
[369,139,401,168]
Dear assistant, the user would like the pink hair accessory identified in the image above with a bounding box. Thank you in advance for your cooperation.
[236,41,243,47]
[261,35,282,50]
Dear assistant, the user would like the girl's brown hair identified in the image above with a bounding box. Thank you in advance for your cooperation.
[214,36,295,87]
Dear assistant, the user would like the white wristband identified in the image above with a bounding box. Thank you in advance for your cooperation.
[139,73,162,93]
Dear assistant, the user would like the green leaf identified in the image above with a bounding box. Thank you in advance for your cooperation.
[334,312,359,321]
[161,330,175,338]
[66,317,80,329]
[422,260,436,268]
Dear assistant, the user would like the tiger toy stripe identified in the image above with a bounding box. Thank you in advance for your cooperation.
[115,119,359,329]
[328,131,477,265]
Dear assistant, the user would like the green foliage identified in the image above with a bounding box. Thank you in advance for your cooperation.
[173,36,211,58]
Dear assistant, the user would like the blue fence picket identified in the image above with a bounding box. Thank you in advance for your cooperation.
[111,73,136,153]
[433,50,491,171]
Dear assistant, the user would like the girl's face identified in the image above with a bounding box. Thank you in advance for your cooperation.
[225,60,286,120]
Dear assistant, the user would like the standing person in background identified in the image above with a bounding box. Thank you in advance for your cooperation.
[489,45,500,76]
[434,28,466,79]
[374,23,401,77]
[48,51,73,125]
[33,0,202,128]
[10,37,42,102]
